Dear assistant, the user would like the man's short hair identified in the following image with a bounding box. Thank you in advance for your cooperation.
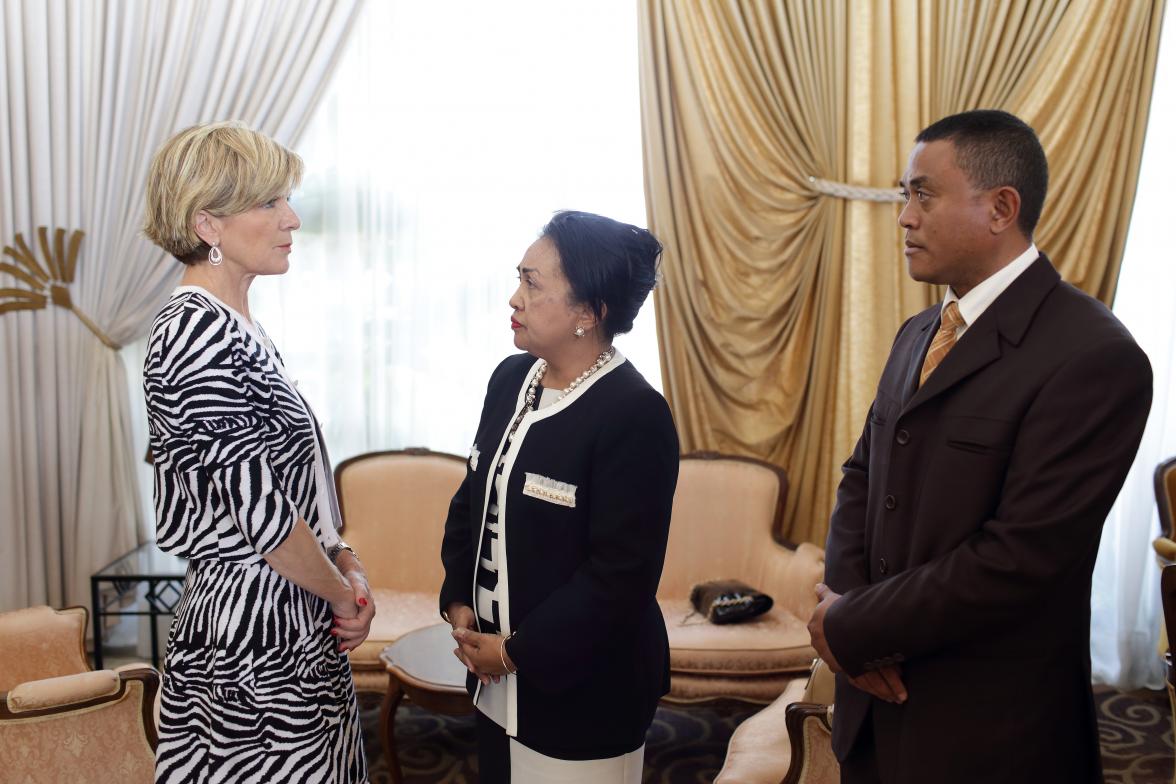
[916,110,1049,237]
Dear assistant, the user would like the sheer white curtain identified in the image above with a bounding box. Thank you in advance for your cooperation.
[249,0,660,463]
[0,0,360,612]
[1090,5,1175,689]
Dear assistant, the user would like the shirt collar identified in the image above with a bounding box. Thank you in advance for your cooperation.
[943,243,1039,328]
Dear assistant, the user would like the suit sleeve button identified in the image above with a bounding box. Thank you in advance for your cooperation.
[896,429,910,445]
[879,558,889,574]
[884,494,897,510]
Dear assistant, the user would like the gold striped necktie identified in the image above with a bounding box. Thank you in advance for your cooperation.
[919,301,966,387]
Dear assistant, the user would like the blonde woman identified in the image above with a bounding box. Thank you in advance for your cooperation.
[142,122,371,783]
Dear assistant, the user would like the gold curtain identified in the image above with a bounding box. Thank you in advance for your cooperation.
[638,0,1166,545]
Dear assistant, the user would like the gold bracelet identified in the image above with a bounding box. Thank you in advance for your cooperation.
[499,632,518,675]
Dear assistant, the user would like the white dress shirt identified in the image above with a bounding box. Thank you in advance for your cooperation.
[942,243,1039,337]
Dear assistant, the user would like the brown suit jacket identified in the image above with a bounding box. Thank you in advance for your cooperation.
[823,254,1152,783]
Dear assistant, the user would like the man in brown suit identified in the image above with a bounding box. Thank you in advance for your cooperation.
[808,110,1152,783]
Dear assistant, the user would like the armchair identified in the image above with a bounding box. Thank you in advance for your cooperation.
[1155,457,1176,662]
[0,667,160,783]
[1162,565,1176,784]
[716,659,837,784]
[781,662,837,784]
[658,453,825,703]
[334,447,467,693]
[1153,456,1176,566]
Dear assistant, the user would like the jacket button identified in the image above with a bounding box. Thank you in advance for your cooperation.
[879,558,889,575]
[896,429,910,445]
[884,494,897,510]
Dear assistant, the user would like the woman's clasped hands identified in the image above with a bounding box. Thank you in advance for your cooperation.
[446,603,515,685]
[331,562,376,654]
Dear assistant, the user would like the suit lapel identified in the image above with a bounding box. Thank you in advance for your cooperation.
[903,324,1001,413]
[901,312,938,406]
[900,254,1061,416]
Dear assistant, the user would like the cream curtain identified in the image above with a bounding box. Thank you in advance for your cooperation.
[638,0,1165,546]
[246,0,661,465]
[0,0,361,612]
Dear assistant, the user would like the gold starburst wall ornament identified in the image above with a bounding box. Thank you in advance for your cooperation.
[1,227,116,348]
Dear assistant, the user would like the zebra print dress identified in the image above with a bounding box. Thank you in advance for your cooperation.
[144,287,367,783]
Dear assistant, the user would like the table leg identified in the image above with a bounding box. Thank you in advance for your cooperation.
[148,581,161,669]
[90,577,103,669]
[380,679,406,784]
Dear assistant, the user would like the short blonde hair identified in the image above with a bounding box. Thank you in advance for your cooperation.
[143,121,304,262]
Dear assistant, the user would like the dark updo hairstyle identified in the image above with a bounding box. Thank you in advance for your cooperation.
[541,210,663,340]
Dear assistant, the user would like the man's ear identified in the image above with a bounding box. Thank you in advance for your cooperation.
[989,186,1022,235]
[193,211,221,247]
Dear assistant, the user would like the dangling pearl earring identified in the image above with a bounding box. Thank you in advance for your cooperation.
[208,244,223,266]
[574,326,585,338]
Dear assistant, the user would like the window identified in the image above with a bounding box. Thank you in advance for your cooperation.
[250,1,660,461]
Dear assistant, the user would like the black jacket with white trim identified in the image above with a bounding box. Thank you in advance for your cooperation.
[439,351,679,760]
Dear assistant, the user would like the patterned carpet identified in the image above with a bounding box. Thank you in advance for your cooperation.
[359,687,1176,783]
[1099,687,1174,784]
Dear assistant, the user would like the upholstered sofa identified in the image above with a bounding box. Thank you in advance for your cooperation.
[658,453,825,703]
[336,449,825,704]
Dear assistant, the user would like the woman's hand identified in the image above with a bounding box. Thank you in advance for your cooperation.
[452,627,515,685]
[331,589,360,624]
[445,604,495,684]
[332,553,375,653]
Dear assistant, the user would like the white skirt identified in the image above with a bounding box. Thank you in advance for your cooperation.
[476,694,644,784]
[509,737,644,784]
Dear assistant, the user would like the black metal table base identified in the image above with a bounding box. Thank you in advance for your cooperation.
[90,543,187,670]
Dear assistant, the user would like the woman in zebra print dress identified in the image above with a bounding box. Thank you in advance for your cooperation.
[142,122,372,783]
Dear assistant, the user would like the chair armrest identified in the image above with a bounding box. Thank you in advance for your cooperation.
[5,670,120,712]
[783,702,837,784]
[115,662,154,673]
[0,667,162,767]
[1155,536,1176,565]
[114,664,162,729]
[754,541,826,623]
[803,658,836,704]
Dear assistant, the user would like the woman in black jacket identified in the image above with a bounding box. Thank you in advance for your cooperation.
[440,210,679,783]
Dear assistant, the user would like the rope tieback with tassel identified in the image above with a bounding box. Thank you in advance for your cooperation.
[808,175,905,203]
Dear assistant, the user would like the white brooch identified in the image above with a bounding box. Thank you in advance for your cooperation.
[469,443,480,472]
[522,473,577,508]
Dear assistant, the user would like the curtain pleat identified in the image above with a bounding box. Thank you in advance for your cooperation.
[638,0,1165,546]
[0,0,362,612]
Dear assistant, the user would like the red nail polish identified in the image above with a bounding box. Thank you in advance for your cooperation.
[330,629,338,636]
[358,598,367,607]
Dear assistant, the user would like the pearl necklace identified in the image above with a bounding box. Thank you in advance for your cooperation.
[505,347,616,440]
[551,346,616,401]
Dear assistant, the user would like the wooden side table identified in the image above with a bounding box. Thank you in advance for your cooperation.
[379,623,475,783]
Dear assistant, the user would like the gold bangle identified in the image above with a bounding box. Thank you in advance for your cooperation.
[499,633,518,675]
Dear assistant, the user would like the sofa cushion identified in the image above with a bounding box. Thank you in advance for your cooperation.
[661,599,815,675]
[349,589,442,672]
